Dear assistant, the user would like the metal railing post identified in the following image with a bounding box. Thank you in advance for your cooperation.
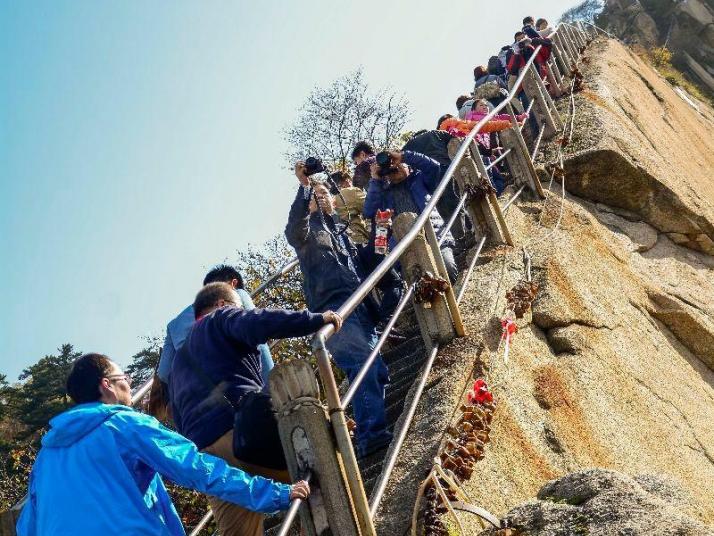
[392,214,457,348]
[447,138,513,248]
[312,335,377,536]
[500,104,545,198]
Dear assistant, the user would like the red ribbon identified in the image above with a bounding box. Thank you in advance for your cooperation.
[501,318,518,340]
[500,318,518,364]
[467,378,494,405]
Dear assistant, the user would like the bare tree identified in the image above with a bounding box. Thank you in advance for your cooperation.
[284,67,410,169]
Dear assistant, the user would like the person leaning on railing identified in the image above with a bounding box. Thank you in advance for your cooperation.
[15,353,310,536]
[157,265,275,395]
[363,150,459,283]
[285,165,393,458]
[168,282,340,536]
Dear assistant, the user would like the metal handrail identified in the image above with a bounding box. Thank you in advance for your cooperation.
[313,39,555,345]
[275,472,312,536]
[310,23,581,523]
[250,257,300,298]
[456,236,488,305]
[485,148,511,171]
[11,21,591,533]
[187,511,213,536]
[368,344,440,514]
[501,185,526,213]
[531,126,546,159]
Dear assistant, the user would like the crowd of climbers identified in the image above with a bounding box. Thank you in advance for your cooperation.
[17,15,560,536]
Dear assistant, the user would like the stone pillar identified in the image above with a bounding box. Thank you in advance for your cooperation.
[522,63,562,139]
[271,360,362,536]
[500,104,545,198]
[447,138,513,248]
[392,213,457,348]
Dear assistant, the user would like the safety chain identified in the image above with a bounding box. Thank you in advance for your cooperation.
[414,382,497,536]
[505,281,539,319]
[464,175,497,203]
[414,271,450,307]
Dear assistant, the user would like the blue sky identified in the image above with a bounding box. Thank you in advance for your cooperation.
[0,0,576,381]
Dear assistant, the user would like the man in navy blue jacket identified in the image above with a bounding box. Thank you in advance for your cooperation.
[363,150,458,282]
[285,163,392,460]
[170,282,341,536]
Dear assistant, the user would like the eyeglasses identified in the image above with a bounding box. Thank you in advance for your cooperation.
[106,374,132,386]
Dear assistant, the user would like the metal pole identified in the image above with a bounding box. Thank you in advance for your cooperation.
[275,472,313,536]
[439,194,468,245]
[531,127,545,160]
[501,185,526,213]
[341,284,415,408]
[485,148,511,171]
[187,510,213,536]
[456,237,487,305]
[368,345,440,516]
[130,377,154,406]
[313,336,376,536]
[250,258,299,298]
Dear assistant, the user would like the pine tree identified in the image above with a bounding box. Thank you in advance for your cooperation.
[11,344,81,439]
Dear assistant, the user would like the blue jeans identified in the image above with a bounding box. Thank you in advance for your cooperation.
[325,305,391,455]
[357,244,403,322]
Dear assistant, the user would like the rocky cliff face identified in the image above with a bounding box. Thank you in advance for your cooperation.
[374,37,714,535]
[598,0,714,93]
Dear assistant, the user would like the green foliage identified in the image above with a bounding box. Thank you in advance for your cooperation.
[640,48,714,106]
[164,481,214,534]
[126,336,163,387]
[9,344,80,440]
[0,443,37,510]
[650,46,672,69]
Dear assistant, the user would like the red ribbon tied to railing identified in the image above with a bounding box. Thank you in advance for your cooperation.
[500,318,518,364]
[467,378,494,405]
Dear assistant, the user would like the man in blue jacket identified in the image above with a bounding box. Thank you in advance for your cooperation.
[158,265,274,391]
[285,164,392,460]
[363,150,458,282]
[16,353,309,536]
[170,282,341,535]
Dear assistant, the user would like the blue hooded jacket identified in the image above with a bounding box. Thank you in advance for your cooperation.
[17,403,291,535]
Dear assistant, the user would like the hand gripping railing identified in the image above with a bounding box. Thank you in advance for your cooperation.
[302,22,585,534]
